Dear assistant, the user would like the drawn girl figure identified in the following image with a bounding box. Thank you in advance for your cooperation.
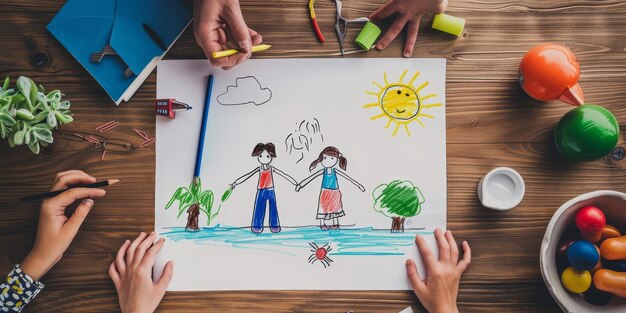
[231,143,298,233]
[297,146,365,230]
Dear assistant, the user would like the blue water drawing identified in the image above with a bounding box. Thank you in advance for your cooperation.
[160,225,431,256]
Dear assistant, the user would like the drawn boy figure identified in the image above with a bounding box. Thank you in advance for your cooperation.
[231,143,299,233]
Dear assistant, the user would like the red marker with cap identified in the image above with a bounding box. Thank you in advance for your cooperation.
[154,99,192,119]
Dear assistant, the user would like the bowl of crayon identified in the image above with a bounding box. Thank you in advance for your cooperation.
[541,190,626,312]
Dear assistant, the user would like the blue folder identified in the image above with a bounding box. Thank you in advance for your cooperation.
[47,0,191,104]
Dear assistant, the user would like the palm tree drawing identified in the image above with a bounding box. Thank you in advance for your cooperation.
[165,178,216,231]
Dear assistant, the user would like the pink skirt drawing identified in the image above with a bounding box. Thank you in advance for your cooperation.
[316,188,345,220]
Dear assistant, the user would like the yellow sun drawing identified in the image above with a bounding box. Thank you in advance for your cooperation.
[363,69,443,136]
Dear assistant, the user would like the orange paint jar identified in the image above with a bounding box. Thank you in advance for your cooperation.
[518,43,584,106]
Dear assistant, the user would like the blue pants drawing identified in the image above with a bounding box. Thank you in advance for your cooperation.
[252,188,280,232]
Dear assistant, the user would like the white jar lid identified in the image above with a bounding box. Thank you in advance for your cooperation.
[477,167,525,210]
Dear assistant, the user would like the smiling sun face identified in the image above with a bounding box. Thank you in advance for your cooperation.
[380,85,419,120]
[364,70,442,136]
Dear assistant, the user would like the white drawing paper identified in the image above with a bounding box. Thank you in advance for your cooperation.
[155,58,447,291]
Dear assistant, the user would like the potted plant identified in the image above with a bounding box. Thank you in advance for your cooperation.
[0,76,73,154]
[165,178,216,231]
[373,180,425,232]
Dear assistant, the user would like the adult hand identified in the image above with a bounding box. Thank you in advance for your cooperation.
[109,232,174,313]
[405,228,471,313]
[370,0,448,57]
[21,170,107,281]
[193,0,263,70]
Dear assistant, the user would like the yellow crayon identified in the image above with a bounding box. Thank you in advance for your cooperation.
[211,44,272,59]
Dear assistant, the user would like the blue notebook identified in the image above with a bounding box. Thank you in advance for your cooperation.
[47,0,192,105]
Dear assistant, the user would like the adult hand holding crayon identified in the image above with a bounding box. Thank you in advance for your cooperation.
[369,0,448,57]
[193,0,263,69]
[21,170,107,281]
[211,44,271,59]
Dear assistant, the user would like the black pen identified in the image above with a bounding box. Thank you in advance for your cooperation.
[143,23,167,51]
[20,179,120,202]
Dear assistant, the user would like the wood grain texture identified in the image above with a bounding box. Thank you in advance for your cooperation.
[1,0,625,312]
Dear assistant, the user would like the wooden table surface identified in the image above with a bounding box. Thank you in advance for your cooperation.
[1,0,625,312]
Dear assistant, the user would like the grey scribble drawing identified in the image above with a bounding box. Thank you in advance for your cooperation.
[285,118,324,164]
[217,76,272,106]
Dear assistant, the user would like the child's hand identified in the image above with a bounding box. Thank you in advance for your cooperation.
[109,232,174,313]
[193,0,263,70]
[21,170,106,281]
[370,0,448,57]
[406,228,471,313]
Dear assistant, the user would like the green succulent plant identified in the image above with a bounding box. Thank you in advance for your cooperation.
[0,76,73,154]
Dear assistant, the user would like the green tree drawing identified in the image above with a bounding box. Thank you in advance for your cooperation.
[373,180,425,232]
[165,178,215,232]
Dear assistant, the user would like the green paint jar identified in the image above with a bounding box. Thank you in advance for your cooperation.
[355,22,381,51]
[554,104,620,161]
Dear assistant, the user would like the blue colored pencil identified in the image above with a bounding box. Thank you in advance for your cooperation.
[193,74,214,183]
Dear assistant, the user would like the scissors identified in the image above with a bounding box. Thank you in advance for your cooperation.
[334,0,369,55]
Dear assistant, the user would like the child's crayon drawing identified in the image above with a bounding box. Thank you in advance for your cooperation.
[297,146,366,230]
[284,118,324,164]
[373,180,425,233]
[164,178,215,232]
[229,143,298,233]
[155,59,447,290]
[161,226,429,256]
[217,76,272,106]
[363,69,443,136]
[308,242,333,268]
